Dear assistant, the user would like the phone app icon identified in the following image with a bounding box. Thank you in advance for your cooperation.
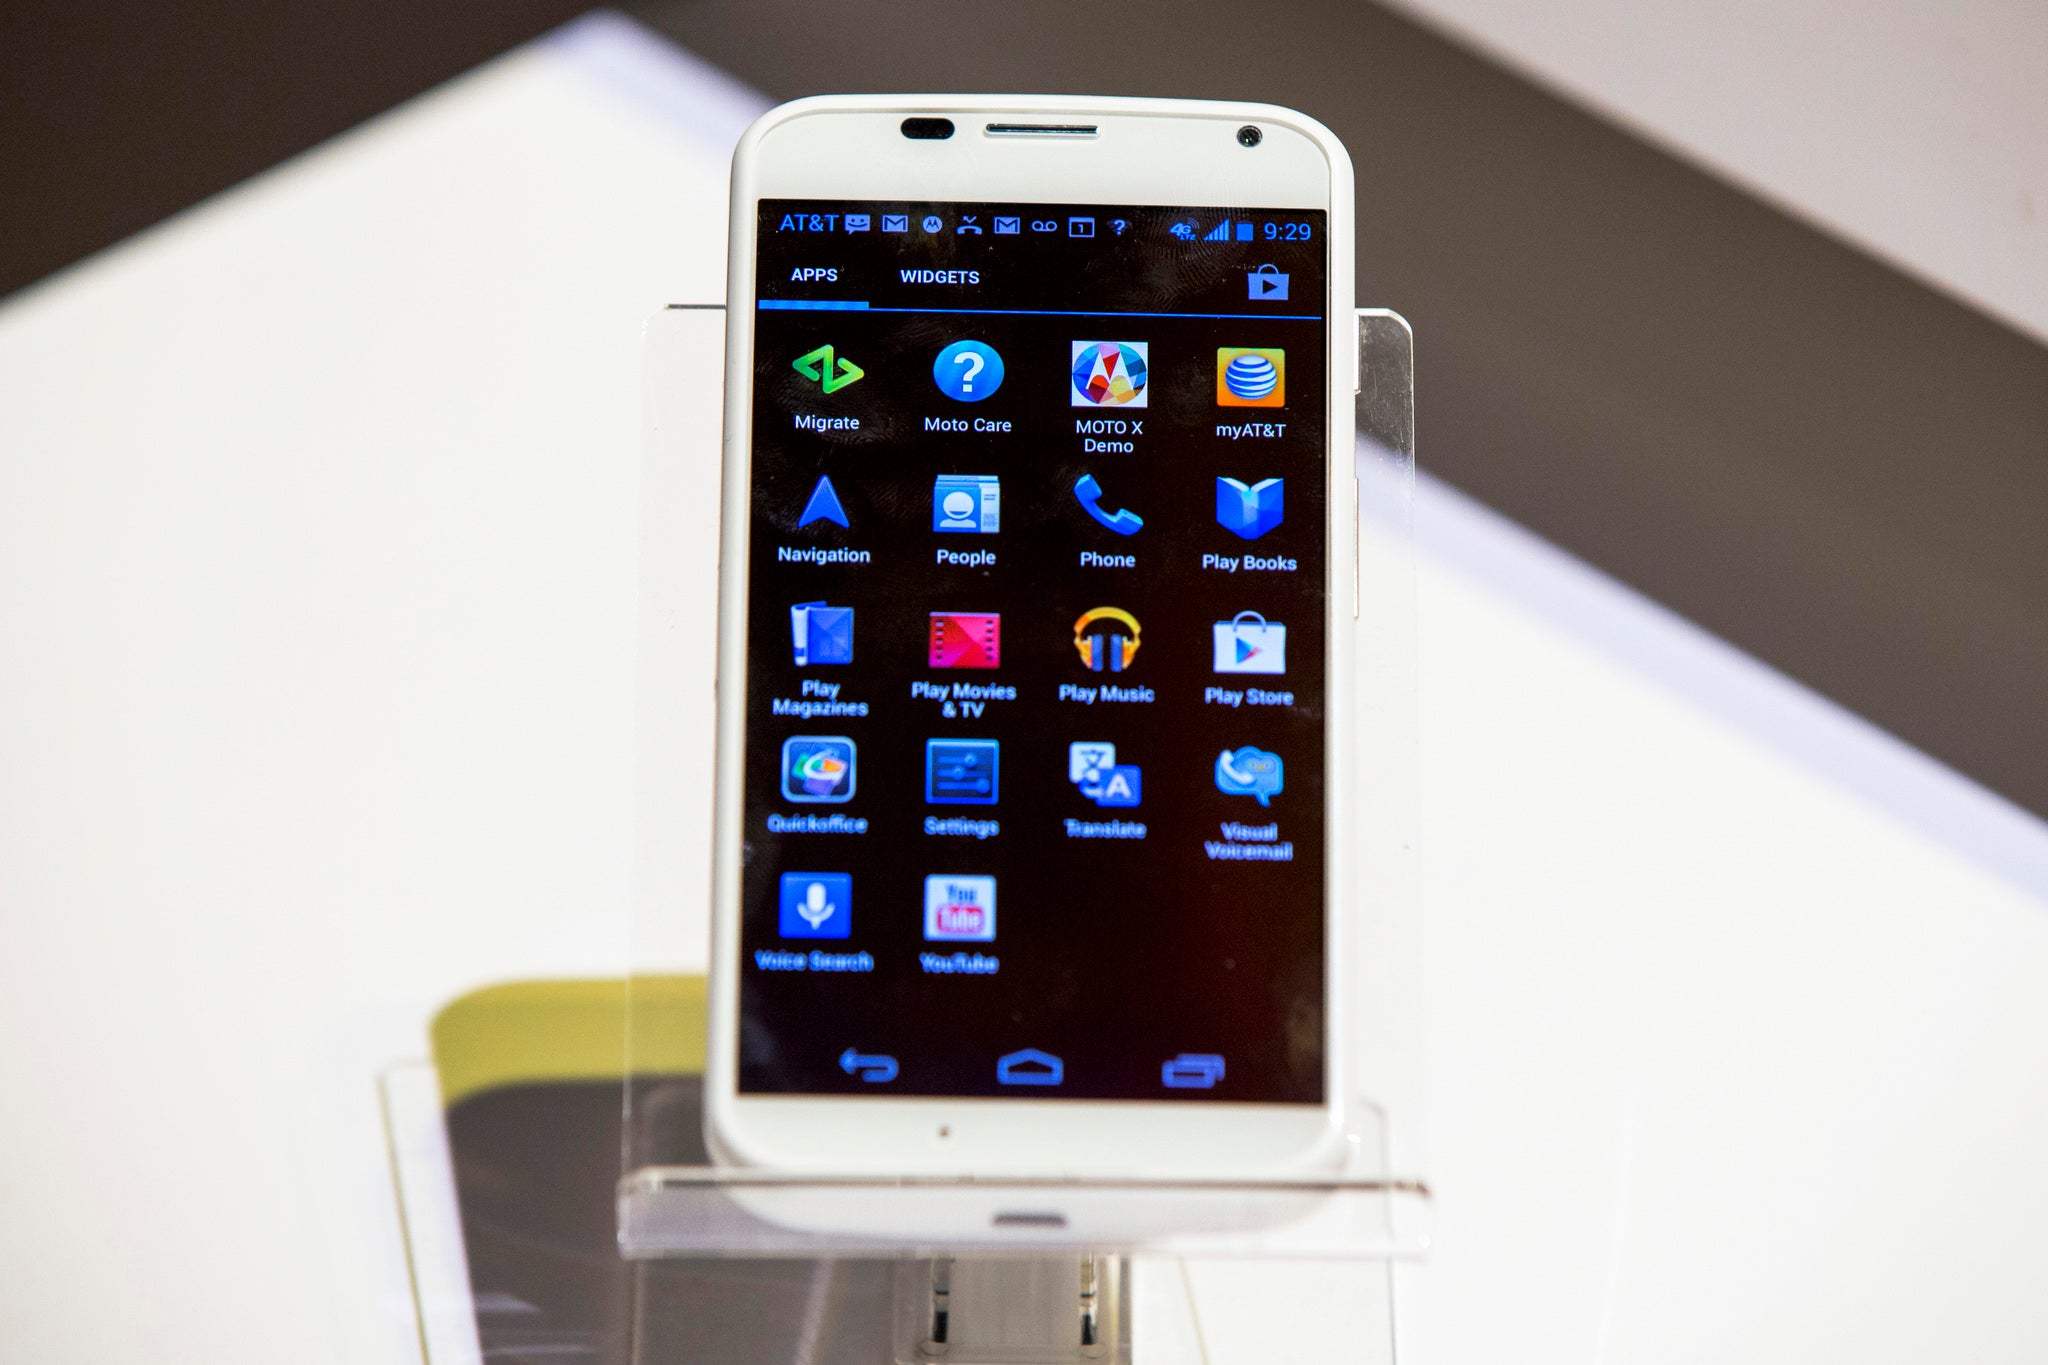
[1213,612,1286,674]
[1217,348,1284,407]
[798,475,849,528]
[930,612,1000,669]
[1215,746,1284,806]
[933,474,1000,533]
[781,736,856,803]
[1072,607,1141,672]
[1070,341,1148,407]
[1073,474,1143,535]
[934,341,1005,402]
[1216,476,1284,540]
[926,739,999,804]
[791,344,864,395]
[779,872,851,938]
[925,874,996,941]
[1069,742,1141,807]
[790,601,854,666]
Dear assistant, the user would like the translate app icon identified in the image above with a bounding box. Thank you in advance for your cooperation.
[1069,742,1141,807]
[1216,476,1284,540]
[781,736,855,803]
[1215,746,1284,806]
[779,873,851,939]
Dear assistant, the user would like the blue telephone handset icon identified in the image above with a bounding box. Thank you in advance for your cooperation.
[1073,474,1144,536]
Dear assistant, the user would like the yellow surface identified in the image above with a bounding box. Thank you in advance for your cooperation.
[428,975,706,1108]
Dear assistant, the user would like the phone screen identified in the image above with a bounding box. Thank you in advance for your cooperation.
[738,200,1329,1103]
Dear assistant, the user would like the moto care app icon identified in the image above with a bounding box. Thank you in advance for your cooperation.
[1071,342,1149,407]
[1217,348,1284,407]
[925,875,996,941]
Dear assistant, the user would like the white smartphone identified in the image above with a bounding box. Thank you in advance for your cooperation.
[707,95,1356,1178]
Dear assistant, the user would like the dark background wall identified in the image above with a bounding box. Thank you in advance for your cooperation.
[7,0,2044,817]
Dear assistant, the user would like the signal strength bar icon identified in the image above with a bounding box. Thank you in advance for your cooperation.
[1202,219,1231,241]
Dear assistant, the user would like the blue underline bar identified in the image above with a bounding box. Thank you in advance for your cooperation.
[759,301,1322,321]
[759,299,871,310]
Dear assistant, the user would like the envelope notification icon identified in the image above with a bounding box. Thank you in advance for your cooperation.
[881,213,910,232]
[994,216,1022,235]
[929,612,1000,669]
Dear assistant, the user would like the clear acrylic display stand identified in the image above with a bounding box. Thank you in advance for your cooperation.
[621,305,1422,1364]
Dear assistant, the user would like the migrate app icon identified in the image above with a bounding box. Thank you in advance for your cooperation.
[798,475,849,528]
[781,736,856,802]
[924,874,996,941]
[1212,611,1287,674]
[1072,607,1141,672]
[933,474,1001,533]
[1217,348,1285,407]
[790,601,854,666]
[1072,474,1143,535]
[1215,746,1284,806]
[1216,476,1284,540]
[1070,341,1149,407]
[926,739,999,804]
[934,341,1005,402]
[929,612,1001,669]
[779,872,851,938]
[1068,741,1141,807]
[791,344,864,395]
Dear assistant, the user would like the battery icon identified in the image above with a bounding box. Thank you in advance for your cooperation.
[1235,221,1254,241]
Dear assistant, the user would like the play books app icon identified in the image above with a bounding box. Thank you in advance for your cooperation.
[929,612,1000,669]
[1216,476,1284,540]
[790,601,853,666]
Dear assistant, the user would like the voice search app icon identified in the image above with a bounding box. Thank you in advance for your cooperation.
[779,872,851,939]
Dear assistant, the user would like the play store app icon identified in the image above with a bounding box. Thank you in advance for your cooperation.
[1212,611,1286,674]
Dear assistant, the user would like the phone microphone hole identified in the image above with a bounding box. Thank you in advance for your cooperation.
[901,117,955,140]
[993,1211,1069,1228]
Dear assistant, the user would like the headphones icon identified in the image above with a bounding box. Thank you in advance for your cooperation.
[1072,607,1142,672]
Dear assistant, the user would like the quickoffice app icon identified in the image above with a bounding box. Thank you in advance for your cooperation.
[933,474,1000,533]
[779,872,851,939]
[791,343,864,395]
[1070,341,1149,407]
[781,736,855,803]
[1216,476,1284,540]
[927,739,999,804]
[924,874,996,941]
[930,613,1000,669]
[1217,348,1284,407]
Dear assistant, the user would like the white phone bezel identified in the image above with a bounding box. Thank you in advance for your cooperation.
[708,95,1357,1177]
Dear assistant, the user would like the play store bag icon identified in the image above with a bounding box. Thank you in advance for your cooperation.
[1212,611,1286,674]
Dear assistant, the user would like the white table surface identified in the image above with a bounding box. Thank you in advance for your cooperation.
[3,14,2044,1363]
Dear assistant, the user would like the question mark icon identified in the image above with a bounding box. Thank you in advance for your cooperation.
[1112,219,1129,236]
[933,341,1004,403]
